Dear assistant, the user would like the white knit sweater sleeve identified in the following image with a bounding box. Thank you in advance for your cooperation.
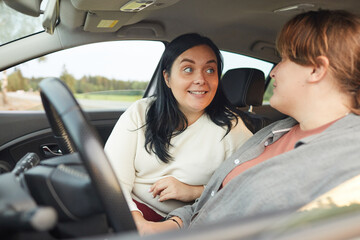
[224,117,253,159]
[104,100,144,213]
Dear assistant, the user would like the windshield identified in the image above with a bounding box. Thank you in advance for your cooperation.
[0,1,44,45]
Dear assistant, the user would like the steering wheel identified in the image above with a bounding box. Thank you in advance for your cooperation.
[39,77,137,233]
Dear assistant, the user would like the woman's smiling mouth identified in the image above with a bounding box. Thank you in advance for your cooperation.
[188,91,208,95]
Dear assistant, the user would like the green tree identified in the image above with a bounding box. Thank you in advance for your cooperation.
[8,69,29,91]
[60,66,76,93]
[38,56,47,62]
[131,81,148,90]
[29,77,43,91]
[1,70,8,104]
[263,78,274,103]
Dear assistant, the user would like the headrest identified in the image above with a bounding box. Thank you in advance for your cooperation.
[221,68,265,107]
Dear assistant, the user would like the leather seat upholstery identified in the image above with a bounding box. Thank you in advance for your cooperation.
[222,68,265,108]
[221,68,272,133]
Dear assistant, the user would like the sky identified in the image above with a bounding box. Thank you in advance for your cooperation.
[11,41,274,82]
[16,41,166,81]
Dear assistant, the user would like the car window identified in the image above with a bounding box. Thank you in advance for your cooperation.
[0,45,275,111]
[263,78,275,104]
[221,51,274,104]
[0,41,165,111]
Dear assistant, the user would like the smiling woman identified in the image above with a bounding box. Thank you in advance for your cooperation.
[163,44,219,124]
[104,33,253,230]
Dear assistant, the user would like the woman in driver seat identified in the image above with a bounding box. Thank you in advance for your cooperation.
[104,33,252,226]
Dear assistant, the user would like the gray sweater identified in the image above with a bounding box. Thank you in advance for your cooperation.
[169,114,360,228]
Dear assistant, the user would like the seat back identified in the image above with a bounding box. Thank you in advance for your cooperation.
[222,68,265,108]
[221,68,273,133]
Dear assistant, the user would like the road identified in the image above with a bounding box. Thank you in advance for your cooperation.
[1,92,133,111]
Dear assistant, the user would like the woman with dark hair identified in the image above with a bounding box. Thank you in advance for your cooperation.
[104,33,252,225]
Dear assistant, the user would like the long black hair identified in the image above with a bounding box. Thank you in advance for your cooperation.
[145,33,239,163]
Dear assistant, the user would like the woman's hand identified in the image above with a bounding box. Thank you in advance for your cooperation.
[149,176,204,202]
[132,211,181,236]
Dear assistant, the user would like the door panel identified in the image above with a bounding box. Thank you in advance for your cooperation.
[0,110,123,173]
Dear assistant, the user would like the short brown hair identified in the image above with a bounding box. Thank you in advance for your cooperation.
[277,10,360,113]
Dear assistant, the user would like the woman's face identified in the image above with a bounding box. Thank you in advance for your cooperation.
[164,44,219,118]
[269,57,314,116]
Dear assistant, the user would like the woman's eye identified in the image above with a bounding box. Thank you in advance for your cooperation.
[206,68,215,74]
[184,67,193,73]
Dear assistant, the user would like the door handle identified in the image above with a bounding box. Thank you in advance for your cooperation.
[41,144,62,157]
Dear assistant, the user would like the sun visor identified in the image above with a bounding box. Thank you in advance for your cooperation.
[116,21,165,38]
[83,11,135,32]
[71,0,129,11]
[80,0,180,33]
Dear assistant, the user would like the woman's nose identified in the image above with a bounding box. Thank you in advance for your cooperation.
[270,71,275,78]
[193,72,206,85]
[270,65,277,78]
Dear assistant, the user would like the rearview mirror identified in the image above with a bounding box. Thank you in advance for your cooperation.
[4,0,59,35]
[4,0,43,17]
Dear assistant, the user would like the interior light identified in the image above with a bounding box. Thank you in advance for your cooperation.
[120,0,156,12]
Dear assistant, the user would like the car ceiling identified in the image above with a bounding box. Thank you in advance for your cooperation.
[3,0,360,70]
[54,0,360,64]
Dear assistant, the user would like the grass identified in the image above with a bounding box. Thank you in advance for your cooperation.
[75,93,143,102]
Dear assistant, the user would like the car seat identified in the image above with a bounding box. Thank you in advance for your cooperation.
[221,68,273,133]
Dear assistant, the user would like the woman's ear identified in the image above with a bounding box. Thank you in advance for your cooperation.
[163,70,171,88]
[309,56,330,83]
